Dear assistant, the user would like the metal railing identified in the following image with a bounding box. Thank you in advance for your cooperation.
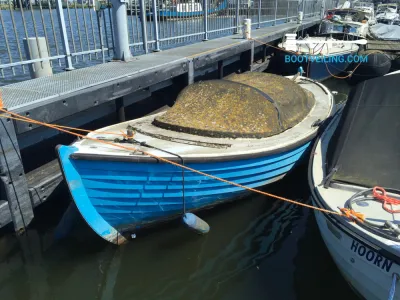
[0,0,333,84]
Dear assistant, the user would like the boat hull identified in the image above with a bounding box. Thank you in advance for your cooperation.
[308,111,400,300]
[58,140,311,244]
[311,201,400,300]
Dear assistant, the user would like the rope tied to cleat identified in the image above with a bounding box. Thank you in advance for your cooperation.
[0,91,362,224]
[339,207,365,222]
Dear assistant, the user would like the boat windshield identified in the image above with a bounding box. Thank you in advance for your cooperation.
[354,2,373,9]
[377,4,398,12]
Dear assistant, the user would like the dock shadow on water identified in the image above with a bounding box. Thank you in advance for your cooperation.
[0,163,355,300]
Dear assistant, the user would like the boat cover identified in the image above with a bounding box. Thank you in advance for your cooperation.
[153,73,315,138]
[326,73,400,189]
[369,23,400,40]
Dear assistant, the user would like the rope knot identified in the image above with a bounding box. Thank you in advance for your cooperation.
[373,186,400,214]
[340,207,365,222]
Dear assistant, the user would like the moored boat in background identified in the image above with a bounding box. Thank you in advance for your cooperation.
[319,8,370,38]
[278,34,360,81]
[376,3,399,25]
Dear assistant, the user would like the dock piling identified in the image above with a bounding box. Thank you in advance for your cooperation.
[23,37,53,79]
[218,60,224,79]
[0,119,33,233]
[243,19,251,39]
[187,60,194,85]
[116,98,126,122]
[111,0,132,60]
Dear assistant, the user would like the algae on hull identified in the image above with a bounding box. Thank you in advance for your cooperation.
[153,73,315,139]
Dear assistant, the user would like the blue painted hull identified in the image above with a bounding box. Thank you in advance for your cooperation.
[280,51,357,81]
[57,141,311,243]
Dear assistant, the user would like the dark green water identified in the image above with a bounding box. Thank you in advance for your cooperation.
[0,79,356,300]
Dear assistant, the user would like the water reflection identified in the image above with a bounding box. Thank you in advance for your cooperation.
[0,164,355,300]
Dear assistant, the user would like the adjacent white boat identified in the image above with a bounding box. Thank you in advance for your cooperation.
[309,72,400,299]
[353,2,376,24]
[376,3,399,25]
[278,34,360,81]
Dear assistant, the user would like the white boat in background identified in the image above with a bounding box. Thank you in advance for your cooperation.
[320,8,370,37]
[278,34,360,81]
[353,1,376,24]
[309,72,400,300]
[376,3,399,25]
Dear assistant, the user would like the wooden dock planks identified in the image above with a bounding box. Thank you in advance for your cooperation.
[366,40,400,52]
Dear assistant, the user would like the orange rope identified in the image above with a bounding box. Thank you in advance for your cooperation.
[0,112,129,138]
[324,50,384,79]
[0,107,366,223]
[373,187,400,214]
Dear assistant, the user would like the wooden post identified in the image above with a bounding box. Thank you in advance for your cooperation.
[115,97,126,122]
[217,60,224,79]
[0,118,34,233]
[240,41,254,72]
[187,60,194,85]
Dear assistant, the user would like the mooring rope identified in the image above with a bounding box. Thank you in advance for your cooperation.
[0,102,365,223]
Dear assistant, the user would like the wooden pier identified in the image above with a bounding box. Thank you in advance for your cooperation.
[366,40,400,52]
[0,18,321,232]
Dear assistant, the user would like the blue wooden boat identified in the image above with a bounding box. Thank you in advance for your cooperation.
[278,35,360,81]
[57,74,334,244]
[147,0,228,18]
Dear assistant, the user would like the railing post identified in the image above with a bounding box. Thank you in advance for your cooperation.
[286,1,290,22]
[110,0,132,60]
[55,0,74,70]
[139,0,149,53]
[203,0,208,40]
[320,0,325,18]
[151,0,161,51]
[96,4,106,64]
[257,0,261,28]
[273,0,278,25]
[235,0,240,34]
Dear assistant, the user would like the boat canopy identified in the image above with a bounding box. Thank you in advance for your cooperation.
[326,74,400,189]
[153,73,315,138]
[369,23,400,40]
